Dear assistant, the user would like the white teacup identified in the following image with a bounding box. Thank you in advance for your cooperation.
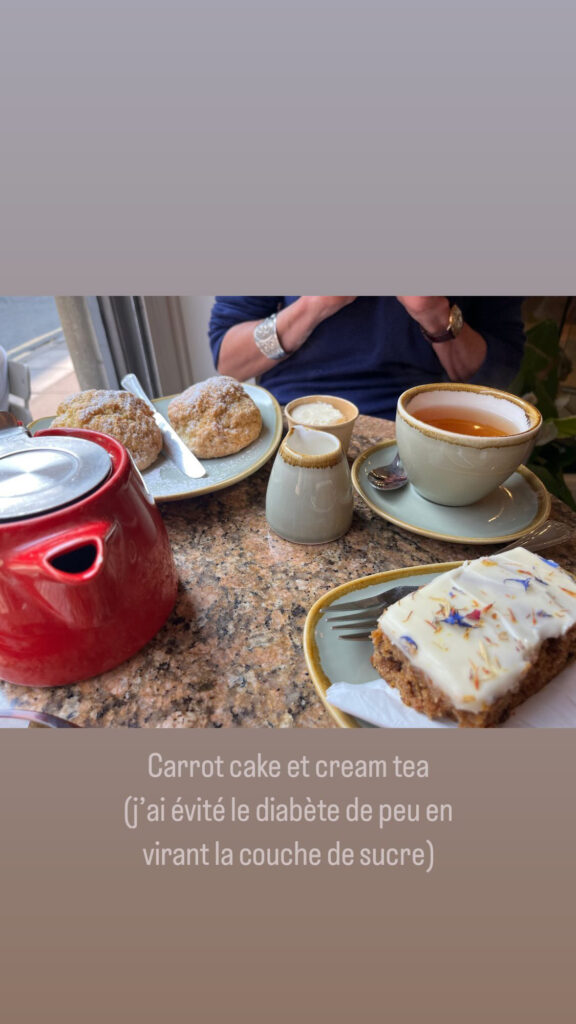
[395,383,542,506]
[266,425,354,544]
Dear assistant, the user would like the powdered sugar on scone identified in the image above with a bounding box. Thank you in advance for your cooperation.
[52,389,163,470]
[167,376,262,458]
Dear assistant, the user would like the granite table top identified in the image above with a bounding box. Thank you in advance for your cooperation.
[2,414,576,728]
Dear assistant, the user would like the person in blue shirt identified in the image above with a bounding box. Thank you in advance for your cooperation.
[208,296,526,420]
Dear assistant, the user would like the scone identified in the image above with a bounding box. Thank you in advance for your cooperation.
[167,376,262,458]
[52,389,163,470]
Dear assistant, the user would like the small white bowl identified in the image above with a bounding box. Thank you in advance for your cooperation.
[396,383,542,506]
[284,395,359,454]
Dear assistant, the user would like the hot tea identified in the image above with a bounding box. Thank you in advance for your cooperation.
[412,405,516,437]
[396,383,541,505]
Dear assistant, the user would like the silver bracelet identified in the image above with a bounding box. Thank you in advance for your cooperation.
[253,313,286,360]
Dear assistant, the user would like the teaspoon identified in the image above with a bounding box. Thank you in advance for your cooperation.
[367,453,408,491]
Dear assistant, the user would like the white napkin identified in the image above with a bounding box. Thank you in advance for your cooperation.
[326,661,576,728]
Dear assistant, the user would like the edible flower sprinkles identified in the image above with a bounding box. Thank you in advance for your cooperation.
[375,548,576,716]
[503,577,532,590]
[438,607,483,628]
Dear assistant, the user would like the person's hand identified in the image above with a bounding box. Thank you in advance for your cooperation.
[396,296,451,336]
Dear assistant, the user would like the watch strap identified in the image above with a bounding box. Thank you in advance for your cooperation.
[419,303,463,343]
[420,324,454,343]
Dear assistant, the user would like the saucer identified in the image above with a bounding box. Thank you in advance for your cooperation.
[352,440,551,544]
[29,384,282,502]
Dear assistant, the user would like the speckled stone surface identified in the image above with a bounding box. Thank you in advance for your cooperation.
[2,414,576,728]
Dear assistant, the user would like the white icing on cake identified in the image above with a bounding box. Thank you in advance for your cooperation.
[377,548,576,712]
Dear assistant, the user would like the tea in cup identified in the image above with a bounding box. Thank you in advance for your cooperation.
[395,383,542,506]
[266,425,354,543]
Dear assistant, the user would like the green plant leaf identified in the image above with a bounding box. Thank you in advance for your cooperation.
[510,313,576,508]
[551,416,576,439]
[510,319,560,420]
[526,462,576,511]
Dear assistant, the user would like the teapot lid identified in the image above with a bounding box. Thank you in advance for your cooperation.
[0,434,112,522]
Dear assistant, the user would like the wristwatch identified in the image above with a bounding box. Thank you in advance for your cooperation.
[419,303,464,343]
[253,313,286,360]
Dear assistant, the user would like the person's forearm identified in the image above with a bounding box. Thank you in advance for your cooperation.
[216,297,354,380]
[430,324,487,380]
[397,297,487,382]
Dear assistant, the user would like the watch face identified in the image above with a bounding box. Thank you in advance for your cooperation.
[450,305,464,336]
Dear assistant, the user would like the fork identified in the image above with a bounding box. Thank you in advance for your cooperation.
[322,584,419,640]
[322,519,573,641]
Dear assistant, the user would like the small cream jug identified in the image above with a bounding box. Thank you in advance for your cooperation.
[266,425,354,544]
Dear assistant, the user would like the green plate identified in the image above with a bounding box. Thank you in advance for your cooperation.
[29,383,282,501]
[304,561,576,730]
[304,563,458,728]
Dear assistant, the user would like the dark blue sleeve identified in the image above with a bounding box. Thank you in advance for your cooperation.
[208,296,284,368]
[457,297,526,388]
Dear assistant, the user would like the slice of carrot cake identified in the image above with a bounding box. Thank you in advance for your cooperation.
[371,547,576,727]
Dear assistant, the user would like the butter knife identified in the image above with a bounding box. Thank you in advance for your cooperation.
[121,373,207,479]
